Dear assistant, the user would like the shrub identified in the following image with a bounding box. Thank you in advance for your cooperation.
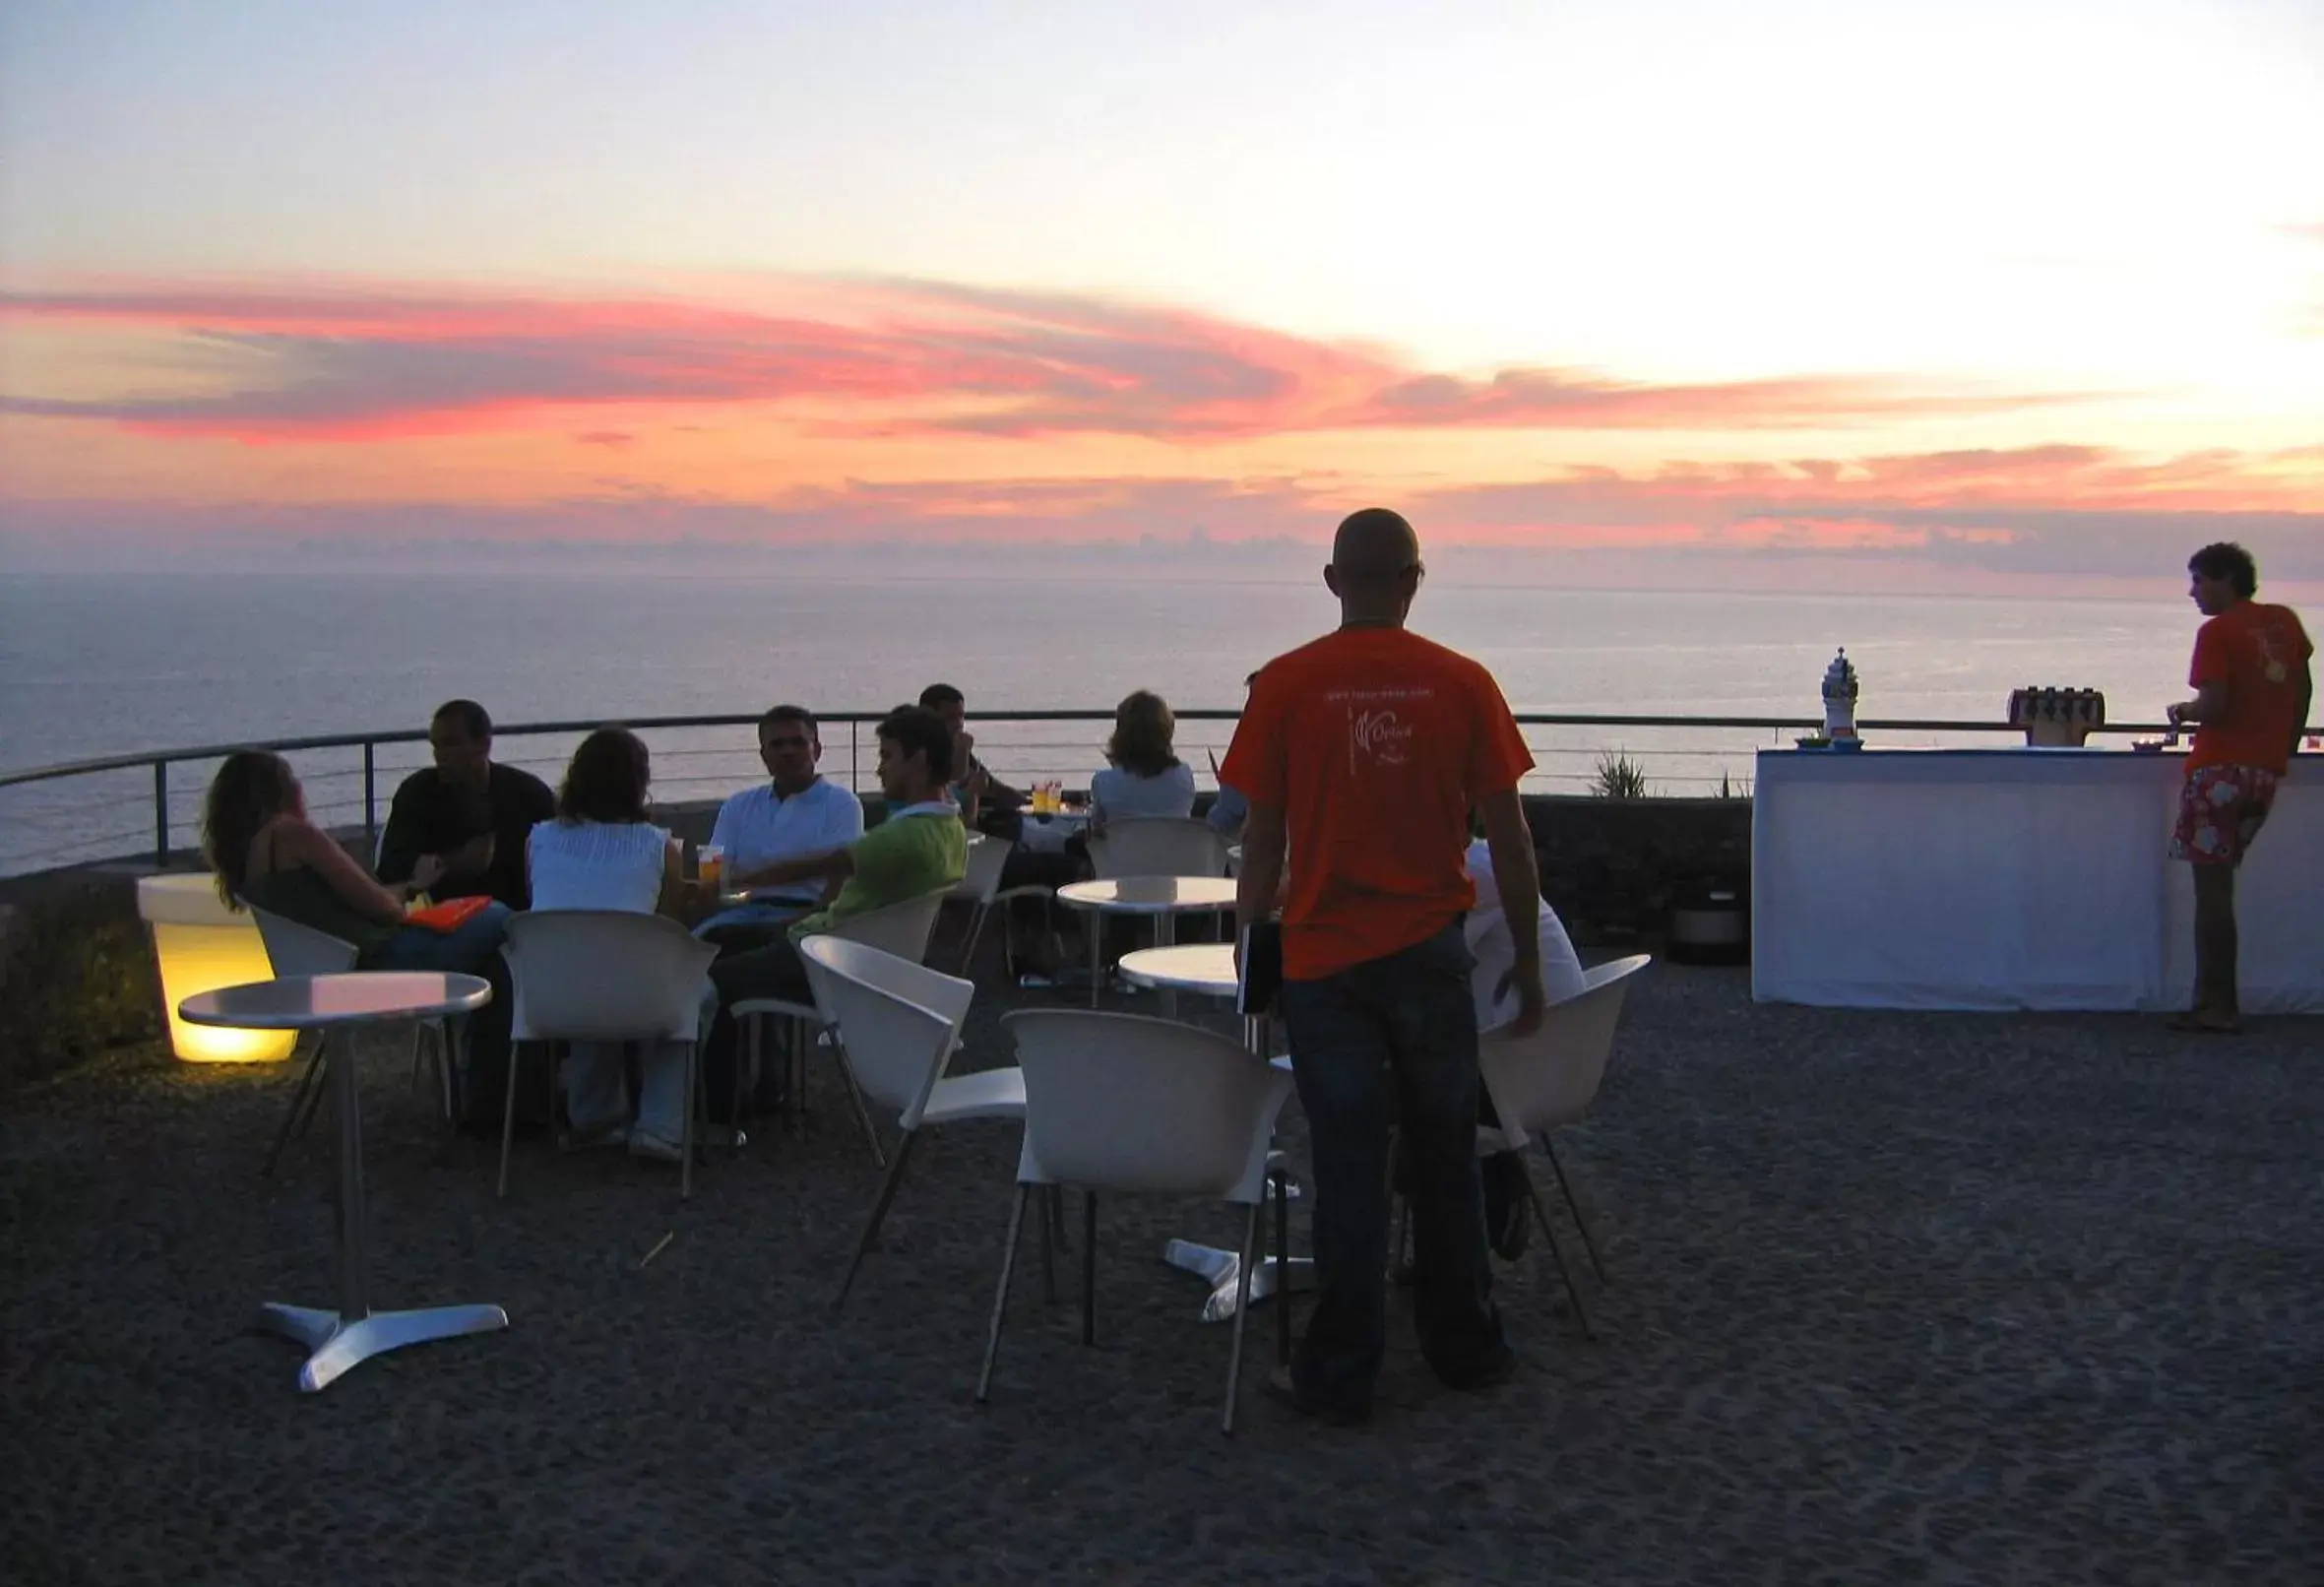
[0,879,160,1093]
[1591,750,1650,799]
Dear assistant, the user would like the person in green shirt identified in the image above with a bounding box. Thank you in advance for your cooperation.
[701,705,966,1095]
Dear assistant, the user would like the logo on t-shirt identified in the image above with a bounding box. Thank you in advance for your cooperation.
[2256,620,2293,684]
[1331,685,1430,772]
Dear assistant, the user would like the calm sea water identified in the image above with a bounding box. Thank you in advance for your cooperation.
[0,566,2201,873]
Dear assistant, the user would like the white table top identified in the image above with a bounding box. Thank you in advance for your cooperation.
[1057,876,1238,914]
[1118,942,1236,997]
[179,972,492,1030]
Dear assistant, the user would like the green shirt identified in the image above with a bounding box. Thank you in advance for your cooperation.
[789,801,966,941]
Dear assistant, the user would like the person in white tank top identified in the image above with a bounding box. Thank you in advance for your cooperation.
[527,729,710,1164]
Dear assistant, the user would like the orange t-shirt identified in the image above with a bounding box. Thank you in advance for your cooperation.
[2187,601,2313,776]
[1219,626,1534,981]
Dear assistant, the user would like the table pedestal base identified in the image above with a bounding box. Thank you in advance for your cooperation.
[1164,1240,1314,1322]
[259,1301,509,1393]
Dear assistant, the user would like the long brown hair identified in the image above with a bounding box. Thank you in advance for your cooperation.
[202,750,304,907]
[1105,690,1180,779]
[557,727,653,824]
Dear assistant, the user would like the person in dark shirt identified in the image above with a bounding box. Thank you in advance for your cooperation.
[376,699,556,909]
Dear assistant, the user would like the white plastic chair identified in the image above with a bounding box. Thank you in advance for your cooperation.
[802,935,1049,1316]
[1474,954,1652,1334]
[730,887,952,1153]
[980,1009,1295,1435]
[945,836,1057,979]
[497,910,719,1200]
[1088,817,1230,881]
[243,902,452,1176]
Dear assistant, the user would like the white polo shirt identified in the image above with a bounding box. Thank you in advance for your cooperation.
[709,777,866,905]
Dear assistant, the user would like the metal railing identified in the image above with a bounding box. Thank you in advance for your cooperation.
[0,708,2179,879]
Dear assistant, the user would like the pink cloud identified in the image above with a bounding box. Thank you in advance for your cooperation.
[0,275,2102,445]
[10,444,2318,590]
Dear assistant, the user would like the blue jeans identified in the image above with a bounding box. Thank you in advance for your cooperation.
[694,899,810,944]
[1281,922,1506,1412]
[361,902,512,977]
[359,903,516,1128]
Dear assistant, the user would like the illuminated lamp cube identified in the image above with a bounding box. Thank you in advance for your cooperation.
[135,874,297,1063]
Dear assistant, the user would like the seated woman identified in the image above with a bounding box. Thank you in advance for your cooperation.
[1088,690,1198,834]
[526,727,713,1164]
[202,749,515,1122]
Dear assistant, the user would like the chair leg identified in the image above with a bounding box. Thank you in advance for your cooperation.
[680,1037,697,1203]
[974,1183,1032,1405]
[960,902,990,976]
[834,1038,887,1170]
[829,1128,920,1316]
[262,1036,330,1177]
[496,1040,524,1200]
[1048,1181,1070,1251]
[1540,1138,1606,1284]
[1223,1196,1262,1435]
[735,1016,754,1155]
[408,1024,426,1097]
[1081,1190,1099,1346]
[789,1018,811,1141]
[1272,1168,1292,1367]
[435,1019,460,1126]
[1521,1160,1596,1340]
[1038,1183,1058,1305]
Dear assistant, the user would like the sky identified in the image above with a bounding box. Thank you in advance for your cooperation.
[2,0,2321,593]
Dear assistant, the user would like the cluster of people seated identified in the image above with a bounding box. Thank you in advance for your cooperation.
[199,684,1241,1159]
[200,684,1584,1221]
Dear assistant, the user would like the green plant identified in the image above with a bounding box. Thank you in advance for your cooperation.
[1590,749,1650,799]
[1717,769,1754,799]
[0,880,161,1093]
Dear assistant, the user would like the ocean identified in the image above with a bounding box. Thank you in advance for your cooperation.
[0,565,2201,874]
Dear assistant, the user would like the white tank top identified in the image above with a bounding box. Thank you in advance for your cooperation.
[527,820,669,915]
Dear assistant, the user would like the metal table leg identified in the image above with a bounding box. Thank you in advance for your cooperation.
[1156,913,1177,1020]
[255,1040,508,1392]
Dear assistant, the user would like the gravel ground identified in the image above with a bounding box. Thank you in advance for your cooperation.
[3,955,2320,1586]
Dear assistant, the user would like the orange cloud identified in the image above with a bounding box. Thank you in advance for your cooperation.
[0,275,2104,445]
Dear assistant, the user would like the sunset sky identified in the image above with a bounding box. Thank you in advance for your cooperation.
[3,0,2320,592]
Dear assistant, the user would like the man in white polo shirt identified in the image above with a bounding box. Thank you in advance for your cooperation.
[696,704,865,952]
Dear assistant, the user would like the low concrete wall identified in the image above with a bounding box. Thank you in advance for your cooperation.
[0,789,1750,1092]
[1524,794,1752,944]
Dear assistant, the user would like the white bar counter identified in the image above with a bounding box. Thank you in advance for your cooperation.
[1751,748,2324,1013]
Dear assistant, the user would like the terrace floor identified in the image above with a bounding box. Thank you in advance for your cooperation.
[3,954,2320,1585]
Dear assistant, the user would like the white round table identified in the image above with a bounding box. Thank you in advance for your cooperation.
[180,972,505,1392]
[1114,941,1311,1332]
[1056,876,1238,1010]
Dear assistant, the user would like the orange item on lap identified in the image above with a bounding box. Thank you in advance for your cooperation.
[405,895,494,933]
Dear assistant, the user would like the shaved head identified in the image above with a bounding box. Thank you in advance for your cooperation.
[1331,508,1420,587]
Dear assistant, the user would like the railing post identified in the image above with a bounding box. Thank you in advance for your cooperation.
[363,741,378,856]
[153,761,168,868]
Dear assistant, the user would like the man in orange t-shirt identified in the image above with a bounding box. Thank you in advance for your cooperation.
[2164,541,2313,1033]
[1223,508,1544,1424]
